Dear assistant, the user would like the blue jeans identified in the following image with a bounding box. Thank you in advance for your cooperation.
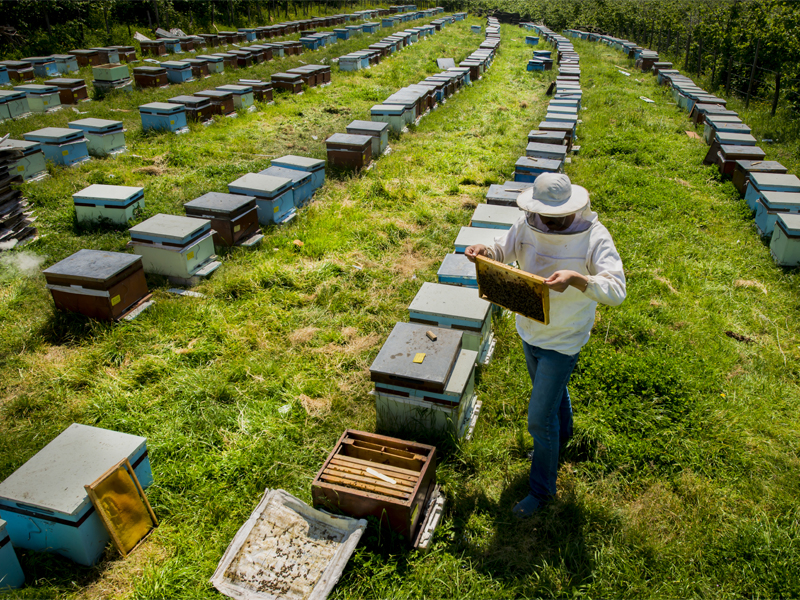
[522,341,580,500]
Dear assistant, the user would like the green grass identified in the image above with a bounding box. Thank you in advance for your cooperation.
[2,22,800,599]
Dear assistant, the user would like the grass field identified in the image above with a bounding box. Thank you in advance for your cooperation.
[1,18,800,599]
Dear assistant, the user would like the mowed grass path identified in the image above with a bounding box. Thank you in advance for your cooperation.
[1,22,800,599]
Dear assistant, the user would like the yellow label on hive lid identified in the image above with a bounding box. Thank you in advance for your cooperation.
[62,150,69,156]
[111,295,121,306]
[273,206,279,213]
[186,251,195,261]
[234,224,241,232]
[413,353,426,364]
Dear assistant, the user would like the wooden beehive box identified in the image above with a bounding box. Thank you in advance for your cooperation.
[475,255,550,325]
[312,430,436,546]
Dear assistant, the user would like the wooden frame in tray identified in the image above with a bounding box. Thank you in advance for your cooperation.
[475,254,550,325]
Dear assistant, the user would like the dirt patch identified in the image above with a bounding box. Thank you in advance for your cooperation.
[725,330,755,344]
[734,279,768,294]
[300,393,331,418]
[654,275,679,294]
[391,242,434,279]
[727,364,746,379]
[289,327,320,345]
[134,165,167,176]
[313,331,380,356]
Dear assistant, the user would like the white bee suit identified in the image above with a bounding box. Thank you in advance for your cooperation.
[486,205,626,356]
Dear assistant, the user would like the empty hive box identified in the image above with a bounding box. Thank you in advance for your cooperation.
[43,250,150,320]
[326,133,373,170]
[23,127,89,167]
[184,192,262,247]
[346,120,389,157]
[133,65,169,88]
[129,213,220,282]
[470,203,523,230]
[312,430,439,547]
[370,322,479,439]
[770,213,800,267]
[216,84,254,110]
[168,95,215,122]
[0,90,30,121]
[409,281,494,364]
[0,423,153,566]
[437,252,478,288]
[68,118,126,157]
[50,78,89,104]
[73,184,144,225]
[270,155,326,192]
[14,84,61,113]
[139,102,188,133]
[260,165,314,207]
[228,173,296,225]
[2,139,47,181]
[194,89,235,116]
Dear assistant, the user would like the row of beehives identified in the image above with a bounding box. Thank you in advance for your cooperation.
[584,33,800,268]
[0,9,449,120]
[36,153,325,322]
[0,143,37,249]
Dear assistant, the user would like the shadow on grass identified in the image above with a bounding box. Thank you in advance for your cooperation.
[39,310,116,347]
[14,545,117,594]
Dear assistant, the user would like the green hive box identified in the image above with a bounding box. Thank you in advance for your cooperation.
[14,84,61,113]
[68,118,126,157]
[73,184,144,225]
[91,63,129,82]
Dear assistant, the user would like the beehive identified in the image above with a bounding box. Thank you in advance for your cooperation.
[486,181,532,207]
[14,84,61,113]
[194,89,235,116]
[159,61,192,84]
[110,46,137,62]
[68,118,126,157]
[754,192,800,236]
[259,166,313,207]
[0,65,8,86]
[2,139,46,181]
[370,323,479,439]
[453,226,503,254]
[515,156,564,181]
[271,72,304,94]
[270,155,326,192]
[197,54,225,74]
[744,173,800,211]
[437,252,478,288]
[23,56,59,78]
[312,430,437,546]
[475,255,550,324]
[51,54,80,73]
[704,131,757,165]
[139,102,188,133]
[23,127,89,167]
[717,145,767,176]
[129,213,220,281]
[92,63,129,83]
[73,184,143,225]
[162,38,182,54]
[346,120,389,157]
[371,104,407,133]
[770,213,800,267]
[409,281,494,364]
[228,173,296,224]
[238,79,273,103]
[183,58,210,79]
[43,250,150,320]
[184,192,261,247]
[470,204,523,230]
[168,95,215,122]
[216,84,254,110]
[0,90,31,121]
[326,133,373,170]
[68,48,101,66]
[731,160,787,196]
[50,78,89,104]
[133,65,169,88]
[228,49,255,68]
[0,519,24,590]
[0,423,153,566]
[92,47,120,64]
[525,142,568,161]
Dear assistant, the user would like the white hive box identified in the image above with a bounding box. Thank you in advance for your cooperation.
[68,118,126,157]
[370,323,479,439]
[437,252,478,288]
[470,203,523,230]
[409,282,494,364]
[770,213,800,267]
[129,213,220,282]
[0,518,25,590]
[22,127,90,167]
[371,103,406,133]
[346,119,389,157]
[0,423,153,566]
[73,184,144,225]
[270,155,326,192]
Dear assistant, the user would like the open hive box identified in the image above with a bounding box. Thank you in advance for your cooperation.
[312,430,441,548]
[475,255,550,324]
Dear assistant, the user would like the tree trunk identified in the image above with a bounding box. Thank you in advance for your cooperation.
[44,8,52,34]
[725,55,733,96]
[684,31,692,69]
[103,3,110,44]
[152,0,160,28]
[697,38,703,75]
[771,71,781,117]
[745,38,760,108]
[711,43,719,89]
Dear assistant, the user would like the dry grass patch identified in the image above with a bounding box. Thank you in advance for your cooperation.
[289,327,320,345]
[76,539,168,600]
[391,241,435,279]
[734,279,768,294]
[627,482,684,544]
[300,393,332,418]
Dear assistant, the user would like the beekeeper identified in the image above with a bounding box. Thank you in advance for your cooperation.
[465,172,626,518]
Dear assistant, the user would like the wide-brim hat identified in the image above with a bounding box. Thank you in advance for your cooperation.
[516,172,589,216]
